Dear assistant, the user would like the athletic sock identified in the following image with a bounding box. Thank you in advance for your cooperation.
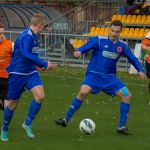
[2,106,14,131]
[65,97,83,123]
[119,102,130,129]
[25,99,42,126]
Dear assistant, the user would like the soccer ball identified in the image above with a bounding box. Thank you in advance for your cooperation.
[79,118,96,135]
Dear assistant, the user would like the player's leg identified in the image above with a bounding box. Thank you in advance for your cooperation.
[145,62,150,94]
[110,87,132,135]
[55,85,91,126]
[55,73,101,127]
[116,87,132,135]
[0,100,4,111]
[1,74,25,141]
[0,78,5,111]
[1,100,19,141]
[22,86,44,139]
[0,78,9,111]
[103,76,131,135]
[0,99,9,111]
[65,85,91,122]
[149,79,150,94]
[23,73,44,139]
[24,85,44,126]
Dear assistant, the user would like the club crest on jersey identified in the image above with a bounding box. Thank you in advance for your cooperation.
[117,46,122,53]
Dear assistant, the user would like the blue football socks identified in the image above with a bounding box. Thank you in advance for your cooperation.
[65,97,83,123]
[2,106,14,131]
[25,99,42,126]
[119,102,130,128]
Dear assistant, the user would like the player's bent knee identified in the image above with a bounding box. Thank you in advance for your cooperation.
[34,94,45,102]
[7,100,18,110]
[124,94,132,101]
[121,87,132,101]
[78,87,90,100]
[121,87,130,97]
[78,92,87,99]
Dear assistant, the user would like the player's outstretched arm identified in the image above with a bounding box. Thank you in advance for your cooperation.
[77,37,99,54]
[123,47,145,73]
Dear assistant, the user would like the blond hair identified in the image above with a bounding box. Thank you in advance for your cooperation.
[30,13,48,26]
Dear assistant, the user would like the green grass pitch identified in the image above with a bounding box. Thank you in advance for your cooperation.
[0,66,150,150]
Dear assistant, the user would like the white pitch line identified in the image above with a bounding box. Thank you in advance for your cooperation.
[41,73,148,87]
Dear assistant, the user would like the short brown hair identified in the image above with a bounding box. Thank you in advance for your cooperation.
[0,22,4,28]
[30,13,48,26]
[110,20,123,29]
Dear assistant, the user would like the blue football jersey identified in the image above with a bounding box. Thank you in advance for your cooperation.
[6,28,48,75]
[78,36,144,75]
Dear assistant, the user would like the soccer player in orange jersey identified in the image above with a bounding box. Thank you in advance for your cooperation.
[141,31,150,93]
[0,23,13,111]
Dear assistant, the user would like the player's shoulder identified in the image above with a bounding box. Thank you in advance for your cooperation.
[88,36,107,47]
[118,39,130,52]
[97,36,110,46]
[3,38,13,45]
[88,36,99,44]
[97,36,108,40]
[89,36,107,41]
[97,36,110,44]
[20,28,35,41]
[90,36,108,44]
[118,39,128,47]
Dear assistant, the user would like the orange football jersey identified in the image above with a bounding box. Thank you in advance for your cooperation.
[0,39,13,78]
[142,38,150,47]
[143,31,150,63]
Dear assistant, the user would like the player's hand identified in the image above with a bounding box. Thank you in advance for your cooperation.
[36,66,45,71]
[46,61,55,70]
[73,51,81,58]
[138,72,146,80]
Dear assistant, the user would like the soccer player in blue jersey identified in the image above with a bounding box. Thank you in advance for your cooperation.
[55,20,146,135]
[0,13,55,141]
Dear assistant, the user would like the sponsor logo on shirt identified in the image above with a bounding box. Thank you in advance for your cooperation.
[32,47,40,53]
[102,50,119,59]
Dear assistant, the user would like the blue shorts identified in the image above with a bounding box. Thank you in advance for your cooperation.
[8,72,42,100]
[82,72,125,96]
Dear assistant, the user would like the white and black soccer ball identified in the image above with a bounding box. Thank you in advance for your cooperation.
[79,118,96,135]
